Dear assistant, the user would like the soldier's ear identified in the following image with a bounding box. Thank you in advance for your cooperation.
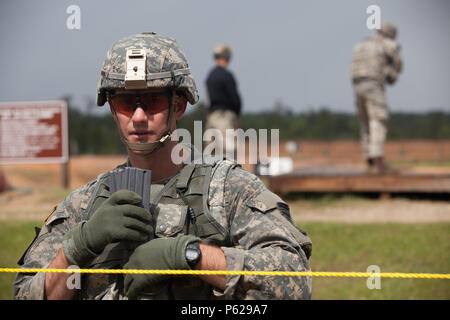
[175,96,187,120]
[106,93,116,116]
[109,104,118,119]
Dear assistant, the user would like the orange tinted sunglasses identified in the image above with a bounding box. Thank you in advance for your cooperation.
[108,91,171,117]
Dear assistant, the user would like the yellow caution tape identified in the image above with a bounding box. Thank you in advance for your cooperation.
[0,268,449,279]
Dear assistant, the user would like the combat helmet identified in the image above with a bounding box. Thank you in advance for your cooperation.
[96,32,199,153]
[377,22,397,39]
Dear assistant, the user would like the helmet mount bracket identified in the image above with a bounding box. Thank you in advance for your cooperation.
[125,48,147,89]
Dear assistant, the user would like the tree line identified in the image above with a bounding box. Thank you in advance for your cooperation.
[67,100,450,155]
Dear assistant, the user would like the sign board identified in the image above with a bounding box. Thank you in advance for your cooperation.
[0,100,69,164]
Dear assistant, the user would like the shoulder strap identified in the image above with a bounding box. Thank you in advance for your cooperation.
[175,163,207,237]
[83,173,110,220]
[154,171,181,205]
[176,163,196,190]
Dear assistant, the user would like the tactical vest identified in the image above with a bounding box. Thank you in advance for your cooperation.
[78,160,232,299]
[351,37,385,83]
[74,160,311,299]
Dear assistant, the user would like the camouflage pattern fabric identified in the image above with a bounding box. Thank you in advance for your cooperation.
[96,32,199,107]
[14,158,312,300]
[378,22,397,40]
[351,29,402,159]
[354,80,388,159]
[351,33,402,84]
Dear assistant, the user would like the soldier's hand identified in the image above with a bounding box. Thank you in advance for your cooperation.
[62,190,153,266]
[123,234,199,299]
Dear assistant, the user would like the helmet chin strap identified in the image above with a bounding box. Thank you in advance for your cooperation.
[120,132,171,154]
[113,90,178,156]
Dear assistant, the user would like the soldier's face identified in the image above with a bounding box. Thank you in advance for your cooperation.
[108,88,186,145]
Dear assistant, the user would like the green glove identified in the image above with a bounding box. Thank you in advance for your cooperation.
[123,234,199,299]
[62,190,153,266]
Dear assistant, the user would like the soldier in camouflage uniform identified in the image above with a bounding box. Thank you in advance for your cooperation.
[14,32,312,300]
[351,22,403,173]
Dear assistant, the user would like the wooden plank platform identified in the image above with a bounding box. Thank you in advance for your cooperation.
[268,167,450,194]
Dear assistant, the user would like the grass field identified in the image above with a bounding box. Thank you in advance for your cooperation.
[303,222,449,299]
[1,220,448,300]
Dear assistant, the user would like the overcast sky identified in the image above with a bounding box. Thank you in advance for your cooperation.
[1,0,449,114]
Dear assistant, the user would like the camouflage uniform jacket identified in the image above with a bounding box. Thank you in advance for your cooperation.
[14,158,312,300]
[351,34,402,85]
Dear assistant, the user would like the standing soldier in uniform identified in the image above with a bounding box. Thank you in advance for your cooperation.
[205,45,242,160]
[14,33,312,300]
[351,22,403,173]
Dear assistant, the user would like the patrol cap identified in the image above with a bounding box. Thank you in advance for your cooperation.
[377,22,397,39]
[96,32,199,106]
[213,44,232,61]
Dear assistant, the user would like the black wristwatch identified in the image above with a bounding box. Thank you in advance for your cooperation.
[185,241,201,268]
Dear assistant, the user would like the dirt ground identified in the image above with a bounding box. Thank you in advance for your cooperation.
[0,155,127,221]
[0,144,449,223]
[289,198,450,223]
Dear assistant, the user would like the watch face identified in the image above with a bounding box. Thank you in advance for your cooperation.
[186,248,199,261]
[186,242,201,266]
